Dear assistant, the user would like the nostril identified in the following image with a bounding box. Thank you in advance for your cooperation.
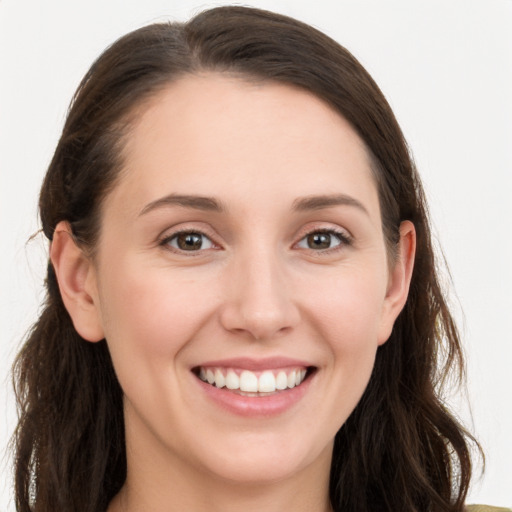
[218,275,301,340]
[220,309,300,341]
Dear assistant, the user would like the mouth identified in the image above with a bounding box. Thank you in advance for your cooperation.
[193,366,315,396]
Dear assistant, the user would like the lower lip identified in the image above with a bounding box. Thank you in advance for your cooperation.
[194,373,313,417]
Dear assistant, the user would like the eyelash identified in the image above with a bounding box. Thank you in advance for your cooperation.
[159,229,219,254]
[159,227,353,255]
[295,228,353,253]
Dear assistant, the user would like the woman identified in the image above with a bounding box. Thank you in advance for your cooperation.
[11,5,498,512]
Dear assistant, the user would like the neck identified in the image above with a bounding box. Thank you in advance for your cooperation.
[108,403,334,512]
[108,440,333,512]
[110,472,333,512]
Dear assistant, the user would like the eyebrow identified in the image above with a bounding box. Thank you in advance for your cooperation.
[138,194,225,216]
[292,194,369,215]
[138,192,368,217]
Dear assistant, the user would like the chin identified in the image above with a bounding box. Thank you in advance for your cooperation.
[194,432,332,485]
[206,456,307,485]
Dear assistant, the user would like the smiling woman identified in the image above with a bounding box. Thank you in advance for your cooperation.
[10,5,492,512]
[56,76,414,492]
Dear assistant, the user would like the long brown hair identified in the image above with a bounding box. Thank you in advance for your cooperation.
[12,6,480,512]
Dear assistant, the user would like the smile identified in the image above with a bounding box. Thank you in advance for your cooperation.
[196,367,310,394]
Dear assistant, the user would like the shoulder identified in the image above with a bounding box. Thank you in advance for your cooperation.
[466,506,512,512]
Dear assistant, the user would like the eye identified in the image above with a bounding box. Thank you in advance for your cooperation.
[165,231,215,252]
[296,230,349,251]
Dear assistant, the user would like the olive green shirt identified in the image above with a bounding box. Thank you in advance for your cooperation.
[466,506,512,512]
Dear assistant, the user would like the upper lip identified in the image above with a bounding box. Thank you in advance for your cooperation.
[192,356,314,371]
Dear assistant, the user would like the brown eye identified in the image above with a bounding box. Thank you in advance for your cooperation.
[167,232,214,251]
[297,230,345,251]
[307,233,331,249]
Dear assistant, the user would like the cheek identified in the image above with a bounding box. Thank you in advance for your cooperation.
[97,260,217,362]
[287,269,387,445]
[95,261,222,428]
[304,266,388,352]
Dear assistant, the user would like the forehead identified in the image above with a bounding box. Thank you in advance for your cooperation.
[112,73,379,220]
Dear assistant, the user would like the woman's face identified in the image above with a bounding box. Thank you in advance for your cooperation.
[81,75,412,487]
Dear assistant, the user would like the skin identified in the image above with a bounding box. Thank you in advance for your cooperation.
[51,74,415,512]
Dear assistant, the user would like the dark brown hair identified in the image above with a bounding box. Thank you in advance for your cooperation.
[12,6,479,512]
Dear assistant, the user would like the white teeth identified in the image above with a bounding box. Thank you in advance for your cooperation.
[206,369,215,384]
[239,370,258,392]
[198,367,309,392]
[276,371,288,390]
[214,368,225,388]
[225,370,240,390]
[258,371,276,392]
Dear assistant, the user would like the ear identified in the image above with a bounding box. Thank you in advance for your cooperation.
[50,221,105,342]
[377,220,416,345]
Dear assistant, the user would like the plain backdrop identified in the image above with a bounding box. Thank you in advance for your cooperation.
[1,0,511,509]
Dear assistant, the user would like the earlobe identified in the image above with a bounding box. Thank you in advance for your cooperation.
[50,221,105,342]
[377,220,416,345]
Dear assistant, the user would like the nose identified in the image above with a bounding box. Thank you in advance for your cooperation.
[219,250,301,340]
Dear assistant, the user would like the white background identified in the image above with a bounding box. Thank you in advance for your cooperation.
[1,0,511,510]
